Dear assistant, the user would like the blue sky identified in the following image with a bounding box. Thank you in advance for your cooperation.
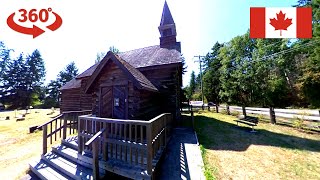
[0,0,297,87]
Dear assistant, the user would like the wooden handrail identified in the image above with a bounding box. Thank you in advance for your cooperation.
[38,110,92,128]
[85,128,106,146]
[62,110,92,114]
[80,113,171,125]
[37,114,63,128]
[78,113,173,179]
[85,128,106,180]
[41,110,92,155]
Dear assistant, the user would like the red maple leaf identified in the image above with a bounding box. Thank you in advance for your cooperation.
[269,10,292,36]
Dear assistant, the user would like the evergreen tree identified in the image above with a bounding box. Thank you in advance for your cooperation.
[45,61,79,107]
[189,71,196,96]
[203,42,223,104]
[0,42,11,99]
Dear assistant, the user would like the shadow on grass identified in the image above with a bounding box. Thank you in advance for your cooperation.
[180,114,320,152]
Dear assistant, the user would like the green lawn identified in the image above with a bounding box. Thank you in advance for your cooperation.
[181,111,320,180]
[0,109,60,179]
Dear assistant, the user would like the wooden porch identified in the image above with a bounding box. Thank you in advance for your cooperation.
[30,111,173,180]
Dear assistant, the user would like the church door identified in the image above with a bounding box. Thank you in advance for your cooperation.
[100,85,127,119]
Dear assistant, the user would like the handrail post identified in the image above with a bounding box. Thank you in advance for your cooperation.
[92,140,99,180]
[146,123,153,175]
[164,115,167,145]
[78,116,83,154]
[62,114,67,140]
[42,125,47,155]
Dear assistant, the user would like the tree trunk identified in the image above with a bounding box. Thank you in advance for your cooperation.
[226,105,230,115]
[269,107,276,124]
[242,106,246,118]
[215,104,219,113]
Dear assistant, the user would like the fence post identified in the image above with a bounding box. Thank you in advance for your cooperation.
[242,106,247,117]
[208,105,210,111]
[215,104,219,113]
[269,107,276,124]
[62,115,67,140]
[42,125,47,155]
[191,110,194,129]
[146,124,153,176]
[226,105,230,115]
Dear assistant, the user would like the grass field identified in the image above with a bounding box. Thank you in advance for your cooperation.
[0,109,60,179]
[182,111,320,180]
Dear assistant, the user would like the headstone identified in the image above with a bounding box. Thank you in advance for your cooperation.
[16,117,25,121]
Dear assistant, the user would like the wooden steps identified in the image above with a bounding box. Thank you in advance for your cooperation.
[29,159,70,180]
[52,145,78,163]
[42,152,94,180]
[30,136,158,179]
[29,138,104,180]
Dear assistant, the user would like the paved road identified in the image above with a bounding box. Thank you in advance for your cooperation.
[157,128,205,180]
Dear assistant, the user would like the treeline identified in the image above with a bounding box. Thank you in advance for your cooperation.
[0,41,79,109]
[185,0,320,108]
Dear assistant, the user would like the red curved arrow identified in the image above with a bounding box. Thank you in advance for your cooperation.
[7,13,45,38]
[47,12,62,31]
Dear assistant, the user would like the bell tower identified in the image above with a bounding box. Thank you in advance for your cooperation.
[158,1,181,52]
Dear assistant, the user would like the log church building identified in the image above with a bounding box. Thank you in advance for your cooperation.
[60,1,182,120]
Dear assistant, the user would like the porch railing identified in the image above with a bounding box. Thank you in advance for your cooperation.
[79,113,173,179]
[39,110,92,155]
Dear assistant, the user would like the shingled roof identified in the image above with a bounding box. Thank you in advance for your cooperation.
[61,45,181,90]
[76,45,181,79]
[60,78,81,90]
[84,51,158,93]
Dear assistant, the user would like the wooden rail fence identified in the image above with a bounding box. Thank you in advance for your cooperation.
[39,110,92,155]
[186,103,319,129]
[218,105,320,122]
[79,113,173,179]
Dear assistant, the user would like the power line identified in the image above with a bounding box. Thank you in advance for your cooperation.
[206,39,320,71]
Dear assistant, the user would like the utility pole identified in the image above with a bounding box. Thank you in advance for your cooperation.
[194,55,206,103]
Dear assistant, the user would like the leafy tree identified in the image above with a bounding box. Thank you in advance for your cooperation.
[219,32,257,106]
[95,52,106,63]
[95,46,120,63]
[203,42,223,104]
[296,0,320,107]
[109,46,120,54]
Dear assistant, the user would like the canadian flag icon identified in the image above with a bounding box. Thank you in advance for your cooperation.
[250,7,312,38]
